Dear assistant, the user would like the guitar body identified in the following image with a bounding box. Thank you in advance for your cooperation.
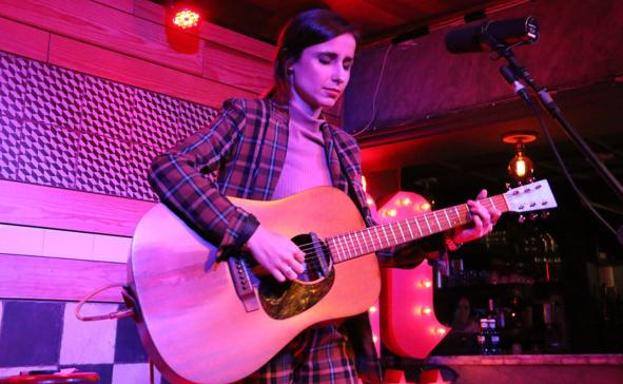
[128,187,380,384]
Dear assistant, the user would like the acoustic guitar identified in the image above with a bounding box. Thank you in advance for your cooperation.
[128,180,556,384]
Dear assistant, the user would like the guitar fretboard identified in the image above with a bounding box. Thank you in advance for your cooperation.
[327,195,508,262]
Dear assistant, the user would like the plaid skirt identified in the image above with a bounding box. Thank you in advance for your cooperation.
[241,324,359,384]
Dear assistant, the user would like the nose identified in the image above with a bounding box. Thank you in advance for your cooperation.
[332,64,348,85]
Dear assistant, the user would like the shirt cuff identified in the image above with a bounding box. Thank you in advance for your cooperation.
[217,210,260,259]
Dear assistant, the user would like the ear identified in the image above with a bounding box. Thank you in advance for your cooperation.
[285,58,295,74]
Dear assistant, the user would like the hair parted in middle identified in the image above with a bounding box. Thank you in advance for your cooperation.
[266,8,359,103]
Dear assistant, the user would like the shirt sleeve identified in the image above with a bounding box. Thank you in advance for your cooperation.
[148,98,259,258]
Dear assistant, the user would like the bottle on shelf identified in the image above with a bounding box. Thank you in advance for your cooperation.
[487,298,501,354]
[477,318,489,355]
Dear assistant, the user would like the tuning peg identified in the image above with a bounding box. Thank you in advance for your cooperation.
[540,211,550,220]
[518,214,526,224]
[505,182,512,190]
[529,213,539,221]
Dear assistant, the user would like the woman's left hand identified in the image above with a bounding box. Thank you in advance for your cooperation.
[448,189,501,244]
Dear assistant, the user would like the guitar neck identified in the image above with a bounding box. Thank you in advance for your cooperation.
[328,195,509,263]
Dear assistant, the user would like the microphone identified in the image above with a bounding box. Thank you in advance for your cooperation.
[445,16,539,54]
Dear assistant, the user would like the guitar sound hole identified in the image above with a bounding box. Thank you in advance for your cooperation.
[257,232,335,319]
[292,233,332,283]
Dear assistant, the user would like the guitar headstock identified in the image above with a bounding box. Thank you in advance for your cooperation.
[504,180,557,213]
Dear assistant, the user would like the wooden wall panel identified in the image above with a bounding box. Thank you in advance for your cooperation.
[49,35,255,107]
[0,0,278,102]
[133,0,275,62]
[203,42,273,94]
[0,0,204,75]
[92,0,134,13]
[0,16,49,61]
[0,254,125,303]
[0,180,154,237]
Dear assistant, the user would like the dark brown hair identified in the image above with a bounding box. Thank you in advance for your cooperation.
[266,9,359,103]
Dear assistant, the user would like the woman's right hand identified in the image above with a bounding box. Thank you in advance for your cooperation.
[246,225,306,282]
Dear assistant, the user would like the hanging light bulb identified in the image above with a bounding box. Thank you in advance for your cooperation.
[503,131,537,183]
[508,141,534,181]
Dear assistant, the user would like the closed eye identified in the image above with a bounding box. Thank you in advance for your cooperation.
[318,53,354,71]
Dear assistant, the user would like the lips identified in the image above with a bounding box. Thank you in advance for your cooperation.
[324,88,341,98]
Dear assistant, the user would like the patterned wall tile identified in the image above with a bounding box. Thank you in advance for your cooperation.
[0,114,21,181]
[18,121,78,188]
[176,100,218,141]
[0,301,64,367]
[76,133,132,197]
[81,76,136,141]
[2,50,219,210]
[24,61,85,129]
[133,89,180,150]
[0,52,29,119]
[126,144,160,201]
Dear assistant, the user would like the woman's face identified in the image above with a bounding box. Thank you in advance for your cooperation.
[289,33,356,114]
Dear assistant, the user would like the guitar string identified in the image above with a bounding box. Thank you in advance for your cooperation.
[292,201,486,254]
[263,198,508,274]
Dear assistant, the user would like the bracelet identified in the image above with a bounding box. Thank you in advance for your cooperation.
[444,235,463,252]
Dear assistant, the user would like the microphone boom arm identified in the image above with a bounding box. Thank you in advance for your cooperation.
[494,42,623,203]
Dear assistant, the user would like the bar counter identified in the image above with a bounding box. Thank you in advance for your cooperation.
[425,354,623,383]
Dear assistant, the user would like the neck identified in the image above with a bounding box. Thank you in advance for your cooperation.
[327,195,509,263]
[289,87,322,118]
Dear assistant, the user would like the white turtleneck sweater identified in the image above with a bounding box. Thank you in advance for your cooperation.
[271,103,333,199]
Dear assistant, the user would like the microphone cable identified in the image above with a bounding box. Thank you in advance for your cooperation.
[353,43,393,137]
[520,84,619,237]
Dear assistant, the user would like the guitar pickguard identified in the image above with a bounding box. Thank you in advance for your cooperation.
[258,269,335,320]
[258,232,335,319]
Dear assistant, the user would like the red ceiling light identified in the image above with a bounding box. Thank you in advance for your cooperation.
[164,1,203,53]
[171,6,201,30]
[165,1,203,31]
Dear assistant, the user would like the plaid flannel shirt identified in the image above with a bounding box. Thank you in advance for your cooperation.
[148,97,383,382]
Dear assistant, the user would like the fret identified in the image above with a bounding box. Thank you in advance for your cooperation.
[397,221,406,243]
[354,232,364,255]
[424,215,432,235]
[454,206,461,224]
[374,227,384,251]
[346,232,357,257]
[405,220,415,240]
[337,237,345,262]
[328,238,339,262]
[355,232,364,256]
[388,223,398,245]
[340,235,351,260]
[443,208,452,228]
[362,228,372,254]
[415,217,423,236]
[365,228,375,254]
[433,211,442,232]
[380,225,390,248]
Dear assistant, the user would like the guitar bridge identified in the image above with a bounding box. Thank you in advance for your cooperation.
[228,257,259,312]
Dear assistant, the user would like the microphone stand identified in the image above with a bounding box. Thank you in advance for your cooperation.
[490,38,623,203]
